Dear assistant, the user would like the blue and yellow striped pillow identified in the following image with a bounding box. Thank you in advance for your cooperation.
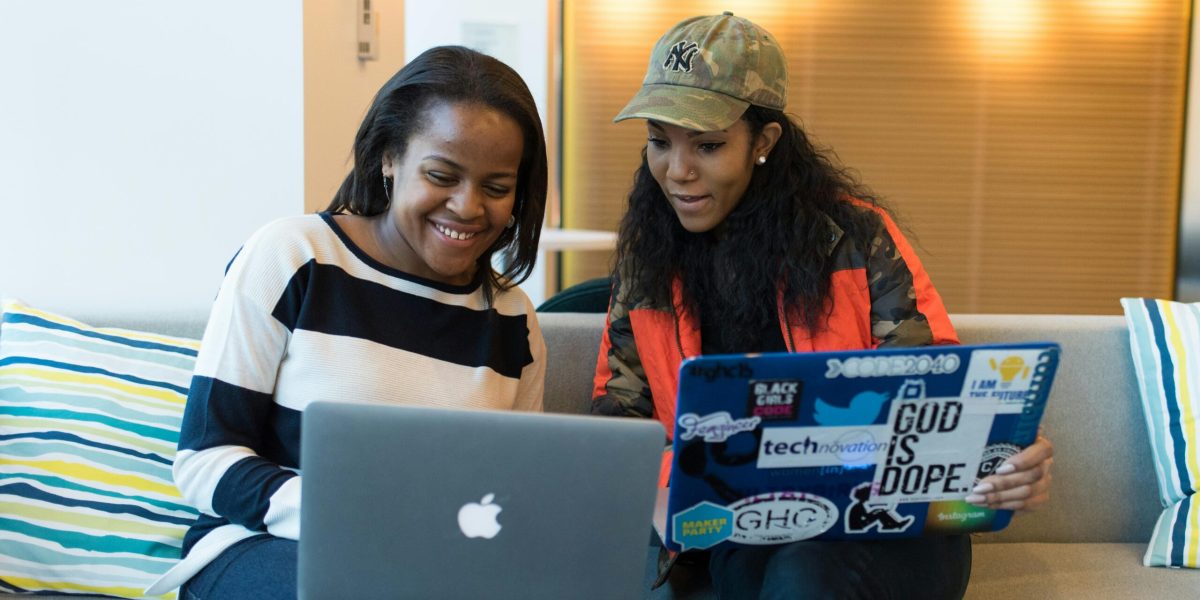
[1122,297,1200,568]
[0,299,199,598]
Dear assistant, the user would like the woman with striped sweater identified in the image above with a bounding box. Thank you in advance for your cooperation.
[150,46,549,599]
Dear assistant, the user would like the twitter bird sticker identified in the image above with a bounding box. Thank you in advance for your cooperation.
[813,390,890,426]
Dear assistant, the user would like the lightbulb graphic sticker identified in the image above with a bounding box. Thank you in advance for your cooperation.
[959,349,1045,411]
[992,356,1030,384]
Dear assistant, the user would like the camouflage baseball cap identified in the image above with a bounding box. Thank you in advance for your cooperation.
[614,12,788,131]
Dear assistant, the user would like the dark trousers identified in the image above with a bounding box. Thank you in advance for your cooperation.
[181,535,297,600]
[708,535,972,600]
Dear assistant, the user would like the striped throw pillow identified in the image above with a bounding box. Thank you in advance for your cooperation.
[1122,297,1200,568]
[0,299,200,598]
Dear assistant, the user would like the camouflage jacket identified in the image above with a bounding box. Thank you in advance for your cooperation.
[591,199,958,480]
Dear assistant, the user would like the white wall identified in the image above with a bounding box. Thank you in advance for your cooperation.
[304,0,407,213]
[404,0,550,124]
[0,0,304,319]
[405,0,554,303]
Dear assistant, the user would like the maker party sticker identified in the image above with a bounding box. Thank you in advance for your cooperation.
[672,501,734,551]
[728,491,839,545]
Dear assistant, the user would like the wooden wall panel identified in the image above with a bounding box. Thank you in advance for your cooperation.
[562,1,1188,314]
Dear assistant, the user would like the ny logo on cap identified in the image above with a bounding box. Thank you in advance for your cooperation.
[663,40,700,73]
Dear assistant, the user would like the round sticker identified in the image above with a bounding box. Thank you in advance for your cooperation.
[729,491,839,545]
[976,442,1021,483]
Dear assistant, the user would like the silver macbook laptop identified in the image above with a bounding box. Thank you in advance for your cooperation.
[298,401,664,600]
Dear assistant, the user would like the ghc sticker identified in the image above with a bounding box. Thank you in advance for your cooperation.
[729,492,839,545]
[672,501,734,551]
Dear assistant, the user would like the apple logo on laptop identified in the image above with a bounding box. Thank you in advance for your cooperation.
[457,493,502,539]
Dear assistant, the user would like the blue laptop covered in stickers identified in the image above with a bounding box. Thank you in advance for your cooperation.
[659,342,1060,552]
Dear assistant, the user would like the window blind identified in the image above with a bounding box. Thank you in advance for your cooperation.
[561,0,1188,314]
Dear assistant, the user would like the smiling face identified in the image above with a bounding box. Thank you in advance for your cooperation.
[376,101,523,286]
[645,118,781,233]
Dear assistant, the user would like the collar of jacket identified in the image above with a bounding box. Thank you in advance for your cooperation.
[822,213,845,257]
[660,210,845,354]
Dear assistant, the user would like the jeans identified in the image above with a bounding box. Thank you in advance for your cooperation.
[708,534,972,600]
[181,534,298,600]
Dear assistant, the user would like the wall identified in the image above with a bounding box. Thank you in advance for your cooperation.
[562,0,1188,314]
[1178,2,1200,302]
[0,0,303,318]
[404,0,555,303]
[403,0,549,123]
[304,0,407,213]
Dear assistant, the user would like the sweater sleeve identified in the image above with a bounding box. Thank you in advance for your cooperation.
[864,209,959,348]
[591,275,654,418]
[173,223,305,540]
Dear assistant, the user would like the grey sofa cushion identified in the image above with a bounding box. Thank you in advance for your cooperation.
[540,312,607,415]
[69,311,210,340]
[966,543,1198,599]
[953,315,1159,545]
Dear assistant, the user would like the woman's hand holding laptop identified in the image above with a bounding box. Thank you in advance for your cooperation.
[966,433,1055,511]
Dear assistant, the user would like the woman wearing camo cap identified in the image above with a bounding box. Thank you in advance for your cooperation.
[591,12,1054,598]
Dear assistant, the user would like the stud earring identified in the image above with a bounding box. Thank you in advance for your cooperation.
[506,215,516,229]
[757,155,767,165]
[688,170,696,177]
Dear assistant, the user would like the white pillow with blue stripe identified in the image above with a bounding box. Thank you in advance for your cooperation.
[0,299,199,598]
[1122,297,1200,568]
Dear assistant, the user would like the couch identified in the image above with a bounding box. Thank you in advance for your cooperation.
[538,312,1200,599]
[3,311,1197,598]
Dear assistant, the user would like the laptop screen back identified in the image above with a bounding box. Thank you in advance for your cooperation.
[299,402,663,599]
[664,342,1059,552]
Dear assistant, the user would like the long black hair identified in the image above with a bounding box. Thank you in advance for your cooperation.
[615,105,884,350]
[327,46,547,303]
